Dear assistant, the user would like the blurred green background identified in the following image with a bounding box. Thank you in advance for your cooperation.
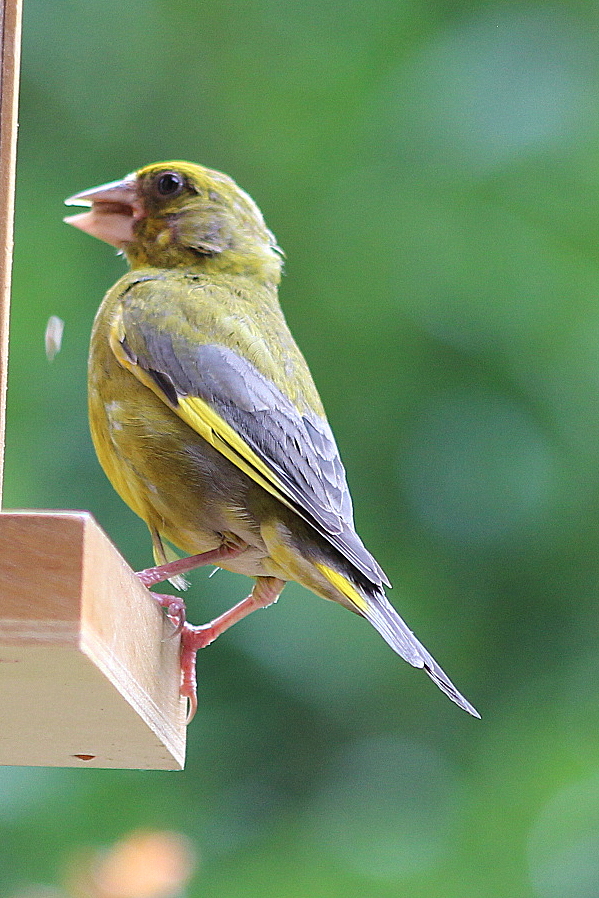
[4,0,599,895]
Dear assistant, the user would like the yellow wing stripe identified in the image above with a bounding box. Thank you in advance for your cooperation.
[177,394,295,510]
[109,316,297,516]
[314,562,368,612]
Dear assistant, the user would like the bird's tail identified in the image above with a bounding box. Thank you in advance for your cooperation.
[316,562,480,718]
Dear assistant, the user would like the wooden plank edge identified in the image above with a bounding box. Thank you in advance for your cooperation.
[0,510,187,768]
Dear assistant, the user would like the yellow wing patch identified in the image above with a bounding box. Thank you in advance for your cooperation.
[177,393,294,510]
[314,562,368,613]
[109,313,298,517]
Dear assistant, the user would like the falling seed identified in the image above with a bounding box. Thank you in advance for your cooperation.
[45,315,64,361]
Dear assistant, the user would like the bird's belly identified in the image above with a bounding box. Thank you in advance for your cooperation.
[89,373,274,572]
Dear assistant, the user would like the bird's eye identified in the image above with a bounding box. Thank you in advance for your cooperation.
[155,171,184,197]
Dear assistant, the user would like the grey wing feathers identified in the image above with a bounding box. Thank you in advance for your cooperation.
[123,313,389,588]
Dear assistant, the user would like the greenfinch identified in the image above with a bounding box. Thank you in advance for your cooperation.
[64,161,478,720]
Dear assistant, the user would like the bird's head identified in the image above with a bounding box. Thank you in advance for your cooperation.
[65,161,283,283]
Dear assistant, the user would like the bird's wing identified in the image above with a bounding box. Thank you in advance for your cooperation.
[109,286,389,588]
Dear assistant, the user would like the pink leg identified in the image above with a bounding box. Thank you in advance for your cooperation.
[136,543,244,587]
[181,576,286,721]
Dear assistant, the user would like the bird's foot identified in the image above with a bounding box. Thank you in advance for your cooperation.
[151,593,187,636]
[179,576,286,722]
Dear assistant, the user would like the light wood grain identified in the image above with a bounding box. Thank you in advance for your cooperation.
[0,511,187,768]
[0,0,22,503]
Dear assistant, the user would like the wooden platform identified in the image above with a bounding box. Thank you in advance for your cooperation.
[0,511,186,769]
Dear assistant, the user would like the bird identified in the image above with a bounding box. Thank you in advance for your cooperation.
[64,160,479,721]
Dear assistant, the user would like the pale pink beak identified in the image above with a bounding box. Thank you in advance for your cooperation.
[64,174,144,248]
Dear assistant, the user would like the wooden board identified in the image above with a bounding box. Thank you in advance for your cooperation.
[0,511,186,768]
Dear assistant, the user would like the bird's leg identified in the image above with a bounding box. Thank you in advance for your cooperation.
[137,541,246,633]
[136,542,244,587]
[181,576,286,721]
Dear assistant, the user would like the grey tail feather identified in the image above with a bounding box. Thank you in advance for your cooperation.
[362,588,480,719]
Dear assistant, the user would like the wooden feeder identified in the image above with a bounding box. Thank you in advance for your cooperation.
[0,0,187,769]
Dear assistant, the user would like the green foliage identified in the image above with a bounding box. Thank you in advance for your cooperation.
[5,1,599,895]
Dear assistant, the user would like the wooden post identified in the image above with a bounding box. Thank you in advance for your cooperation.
[0,0,187,768]
[0,0,21,500]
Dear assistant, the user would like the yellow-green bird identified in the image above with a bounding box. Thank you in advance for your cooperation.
[64,161,478,720]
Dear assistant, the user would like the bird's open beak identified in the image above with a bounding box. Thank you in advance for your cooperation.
[64,175,143,248]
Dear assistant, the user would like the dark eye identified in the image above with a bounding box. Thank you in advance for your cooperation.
[155,171,184,197]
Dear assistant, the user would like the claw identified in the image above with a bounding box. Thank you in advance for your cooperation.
[149,592,187,636]
[185,694,197,725]
[165,603,185,638]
